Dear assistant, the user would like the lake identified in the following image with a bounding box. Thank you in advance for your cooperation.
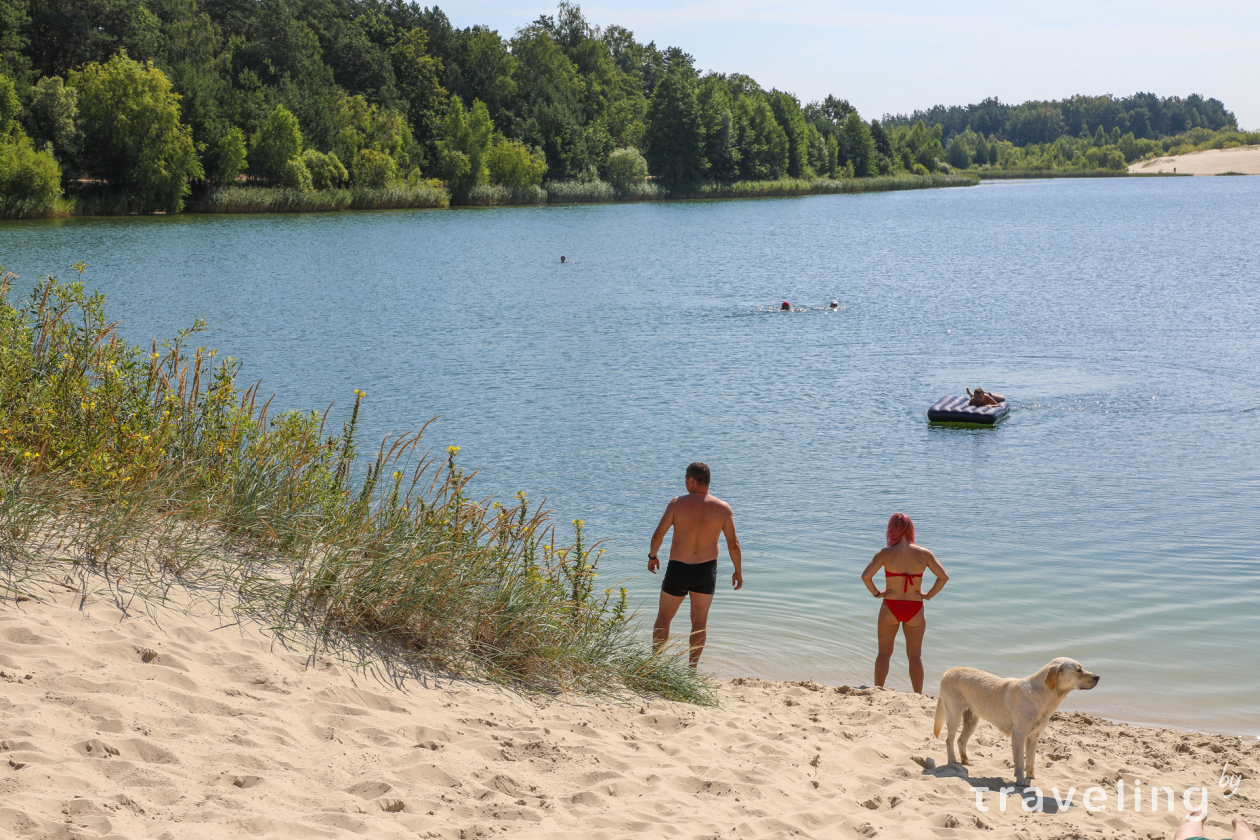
[4,177,1258,736]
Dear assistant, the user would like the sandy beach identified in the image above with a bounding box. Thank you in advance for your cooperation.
[0,587,1254,840]
[1128,145,1260,175]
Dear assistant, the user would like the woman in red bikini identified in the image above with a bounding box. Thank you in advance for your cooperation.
[860,513,949,693]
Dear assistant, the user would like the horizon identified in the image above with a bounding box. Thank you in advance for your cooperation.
[444,0,1260,131]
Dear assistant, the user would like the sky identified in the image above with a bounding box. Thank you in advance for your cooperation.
[441,0,1260,129]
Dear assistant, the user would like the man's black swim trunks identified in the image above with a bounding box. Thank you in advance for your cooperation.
[661,559,718,597]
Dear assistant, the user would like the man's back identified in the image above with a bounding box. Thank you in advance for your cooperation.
[666,491,732,563]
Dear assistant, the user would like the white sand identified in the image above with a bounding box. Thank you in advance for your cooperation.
[2,589,1256,839]
[1129,145,1260,175]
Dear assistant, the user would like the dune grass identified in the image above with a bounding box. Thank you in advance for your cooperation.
[0,266,713,705]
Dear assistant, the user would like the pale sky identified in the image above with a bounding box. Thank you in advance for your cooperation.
[442,0,1260,130]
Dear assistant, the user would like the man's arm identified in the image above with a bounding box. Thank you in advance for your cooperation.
[861,554,887,598]
[648,499,676,573]
[722,511,742,590]
[921,551,949,600]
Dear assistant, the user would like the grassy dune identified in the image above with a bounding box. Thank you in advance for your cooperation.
[0,267,712,704]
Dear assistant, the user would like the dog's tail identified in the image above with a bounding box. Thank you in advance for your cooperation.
[933,694,945,739]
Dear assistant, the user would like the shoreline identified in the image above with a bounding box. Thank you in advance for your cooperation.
[2,588,1255,839]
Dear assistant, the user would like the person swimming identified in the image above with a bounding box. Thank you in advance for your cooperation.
[560,256,566,263]
[860,513,949,693]
[781,301,791,311]
[967,387,1006,407]
[829,300,839,309]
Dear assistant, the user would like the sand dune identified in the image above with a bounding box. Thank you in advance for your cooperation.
[1128,145,1260,175]
[1,589,1256,839]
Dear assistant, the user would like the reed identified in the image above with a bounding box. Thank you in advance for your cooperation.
[676,174,978,198]
[0,266,711,704]
[191,184,449,213]
[0,194,73,219]
[543,179,616,204]
[459,184,548,206]
[977,170,1132,180]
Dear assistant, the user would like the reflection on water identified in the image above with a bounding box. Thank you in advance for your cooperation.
[4,177,1258,734]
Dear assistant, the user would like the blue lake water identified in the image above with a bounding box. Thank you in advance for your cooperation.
[4,177,1258,735]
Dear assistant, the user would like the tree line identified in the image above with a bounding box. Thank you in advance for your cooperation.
[0,0,1245,215]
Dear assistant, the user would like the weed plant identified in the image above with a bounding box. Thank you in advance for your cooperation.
[543,179,616,204]
[459,184,548,206]
[0,267,712,704]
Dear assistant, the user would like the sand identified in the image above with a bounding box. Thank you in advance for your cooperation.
[1128,145,1260,175]
[1,588,1256,840]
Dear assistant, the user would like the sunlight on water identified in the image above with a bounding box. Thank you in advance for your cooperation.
[4,177,1258,734]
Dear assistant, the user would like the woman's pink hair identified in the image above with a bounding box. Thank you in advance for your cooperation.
[886,513,915,546]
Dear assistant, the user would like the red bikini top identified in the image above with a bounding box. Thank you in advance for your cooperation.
[885,571,923,592]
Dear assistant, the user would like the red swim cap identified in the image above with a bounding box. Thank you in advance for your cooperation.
[886,512,916,546]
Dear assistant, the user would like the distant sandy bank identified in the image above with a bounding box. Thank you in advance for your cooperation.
[1129,145,1260,175]
[2,589,1257,839]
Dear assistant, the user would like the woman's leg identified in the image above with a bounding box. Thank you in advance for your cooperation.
[874,605,900,687]
[1173,808,1208,840]
[1234,817,1258,840]
[902,612,927,693]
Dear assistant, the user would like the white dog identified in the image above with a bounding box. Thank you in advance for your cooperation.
[933,657,1100,786]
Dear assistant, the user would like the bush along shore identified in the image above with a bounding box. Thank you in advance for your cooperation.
[0,266,715,705]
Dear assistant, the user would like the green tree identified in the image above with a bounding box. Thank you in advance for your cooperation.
[250,104,303,185]
[279,155,312,189]
[734,94,788,180]
[0,0,32,82]
[0,134,63,214]
[353,147,396,187]
[24,76,81,171]
[972,134,990,167]
[0,73,18,135]
[944,135,971,169]
[436,97,493,194]
[302,148,347,189]
[604,145,647,190]
[842,111,876,177]
[485,136,546,187]
[332,94,414,183]
[769,91,809,177]
[69,51,202,212]
[388,28,448,153]
[644,67,706,187]
[206,126,247,184]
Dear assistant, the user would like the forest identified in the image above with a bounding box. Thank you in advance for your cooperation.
[0,0,1252,217]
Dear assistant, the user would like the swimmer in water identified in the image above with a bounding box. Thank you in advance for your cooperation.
[781,301,791,311]
[560,256,566,263]
[830,300,839,309]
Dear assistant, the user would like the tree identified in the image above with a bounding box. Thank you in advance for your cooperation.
[734,94,787,180]
[944,135,971,169]
[972,134,990,167]
[388,28,448,151]
[353,147,395,187]
[302,148,347,189]
[250,104,303,185]
[604,146,647,190]
[0,134,63,215]
[769,91,809,178]
[24,75,81,171]
[0,73,18,135]
[485,137,546,187]
[436,97,493,194]
[842,111,876,176]
[644,67,706,187]
[69,51,202,212]
[207,126,247,184]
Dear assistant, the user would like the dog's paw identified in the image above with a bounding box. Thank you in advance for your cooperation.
[910,755,936,770]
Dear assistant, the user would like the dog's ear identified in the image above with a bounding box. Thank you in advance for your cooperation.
[1044,665,1058,691]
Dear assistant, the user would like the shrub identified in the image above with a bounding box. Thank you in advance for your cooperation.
[912,163,930,176]
[303,149,348,189]
[0,134,64,218]
[605,147,648,191]
[279,156,313,191]
[24,75,80,169]
[485,137,547,188]
[353,147,397,188]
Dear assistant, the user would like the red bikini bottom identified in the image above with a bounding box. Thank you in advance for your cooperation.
[884,599,923,623]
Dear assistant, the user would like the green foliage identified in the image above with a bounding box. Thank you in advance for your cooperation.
[945,135,971,169]
[436,97,493,194]
[353,148,397,188]
[0,133,64,217]
[605,146,647,190]
[24,75,80,170]
[485,137,547,187]
[250,104,303,185]
[0,73,19,135]
[69,51,202,212]
[302,149,348,189]
[279,155,313,190]
[842,112,876,177]
[0,271,709,702]
[206,126,247,185]
[645,67,707,187]
[333,94,415,185]
[195,183,449,212]
[388,28,448,152]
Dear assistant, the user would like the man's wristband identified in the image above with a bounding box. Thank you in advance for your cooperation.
[648,554,658,561]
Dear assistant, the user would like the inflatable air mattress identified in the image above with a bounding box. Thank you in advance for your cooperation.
[927,395,1010,427]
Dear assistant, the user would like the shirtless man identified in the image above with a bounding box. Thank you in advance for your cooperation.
[648,462,743,667]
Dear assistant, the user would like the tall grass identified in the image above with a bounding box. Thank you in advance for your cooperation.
[0,267,712,704]
[460,184,548,206]
[677,174,977,198]
[543,179,617,204]
[191,184,450,213]
[978,169,1134,180]
[0,194,73,219]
